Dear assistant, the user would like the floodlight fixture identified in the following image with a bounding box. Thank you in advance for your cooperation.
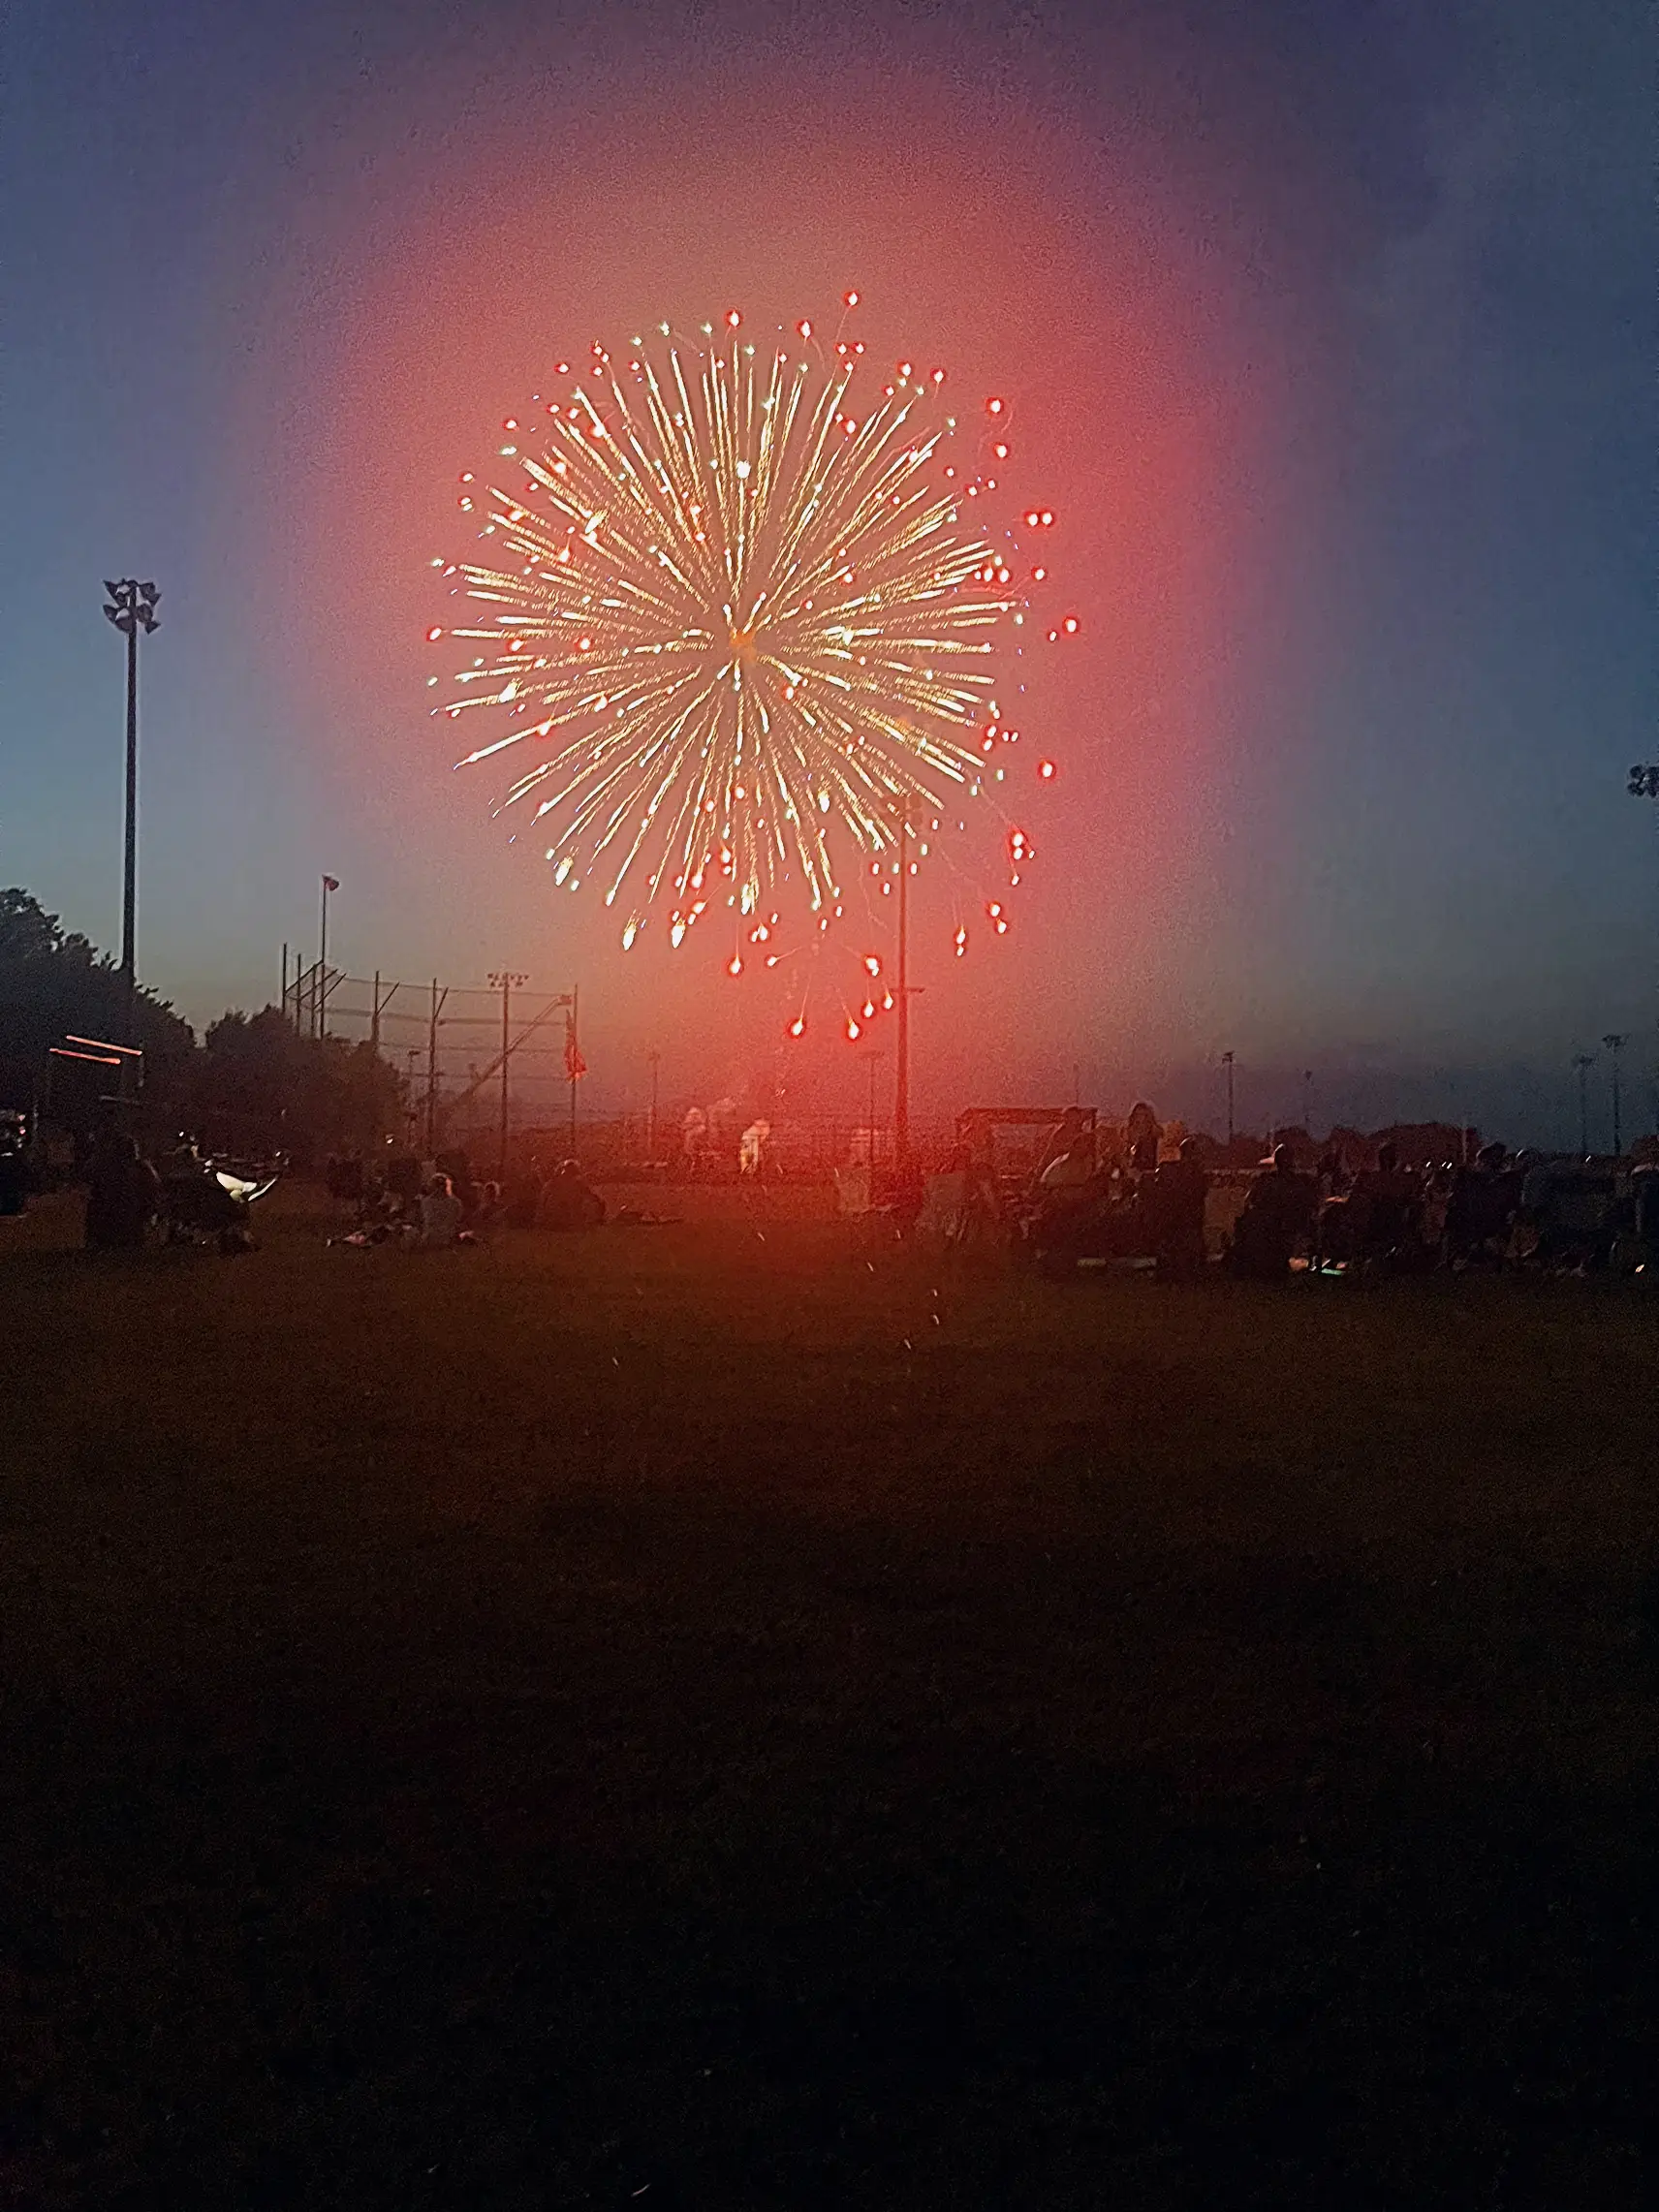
[102,576,160,982]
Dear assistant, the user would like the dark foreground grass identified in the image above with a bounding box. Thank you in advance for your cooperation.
[1,1192,1654,2208]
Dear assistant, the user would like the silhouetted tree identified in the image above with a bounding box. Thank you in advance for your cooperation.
[0,887,195,1106]
[195,1007,402,1159]
[1,889,401,1159]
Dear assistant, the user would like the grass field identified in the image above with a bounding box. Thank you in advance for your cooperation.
[2,1189,1654,2208]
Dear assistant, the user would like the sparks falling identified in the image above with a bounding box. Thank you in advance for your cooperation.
[434,307,1066,958]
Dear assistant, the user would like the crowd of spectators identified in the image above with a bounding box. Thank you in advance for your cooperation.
[325,1148,605,1249]
[1001,1110,1659,1282]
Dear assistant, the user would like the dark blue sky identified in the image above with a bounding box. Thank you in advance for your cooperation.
[2,0,1651,1139]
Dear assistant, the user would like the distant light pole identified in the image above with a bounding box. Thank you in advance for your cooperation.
[101,578,160,994]
[1572,1052,1595,1157]
[1603,1034,1628,1156]
[1301,1069,1314,1136]
[1221,1050,1236,1150]
[646,1047,661,1164]
[488,971,529,1179]
[317,875,339,1037]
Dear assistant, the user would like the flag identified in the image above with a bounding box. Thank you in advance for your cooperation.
[564,1015,587,1082]
[322,875,340,892]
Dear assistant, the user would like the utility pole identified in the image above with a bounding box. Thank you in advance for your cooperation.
[646,1048,661,1163]
[1572,1052,1595,1156]
[894,816,911,1168]
[101,578,159,1002]
[1221,1050,1236,1151]
[488,971,529,1179]
[1604,1034,1628,1156]
[425,979,446,1157]
[369,968,393,1052]
[567,984,581,1153]
[1302,1069,1313,1136]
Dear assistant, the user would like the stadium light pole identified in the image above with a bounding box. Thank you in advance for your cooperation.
[1572,1052,1595,1156]
[102,578,159,995]
[1627,764,1659,1139]
[1603,1034,1628,1156]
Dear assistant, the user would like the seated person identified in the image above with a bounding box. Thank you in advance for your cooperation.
[1228,1144,1315,1278]
[1039,1130,1097,1193]
[420,1174,463,1249]
[1033,1130,1100,1242]
[1034,1135,1162,1268]
[540,1159,606,1230]
[1154,1137,1208,1280]
[1350,1141,1421,1262]
[1032,1107,1089,1190]
[1125,1101,1162,1180]
[1444,1142,1513,1265]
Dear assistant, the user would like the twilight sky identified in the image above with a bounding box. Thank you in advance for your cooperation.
[1,0,1651,1140]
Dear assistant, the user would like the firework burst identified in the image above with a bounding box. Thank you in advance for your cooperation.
[431,303,1070,981]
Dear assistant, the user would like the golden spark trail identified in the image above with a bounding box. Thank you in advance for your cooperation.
[432,309,1068,966]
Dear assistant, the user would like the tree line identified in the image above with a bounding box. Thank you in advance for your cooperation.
[0,888,401,1160]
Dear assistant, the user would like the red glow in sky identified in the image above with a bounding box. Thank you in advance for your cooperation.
[231,64,1267,1106]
